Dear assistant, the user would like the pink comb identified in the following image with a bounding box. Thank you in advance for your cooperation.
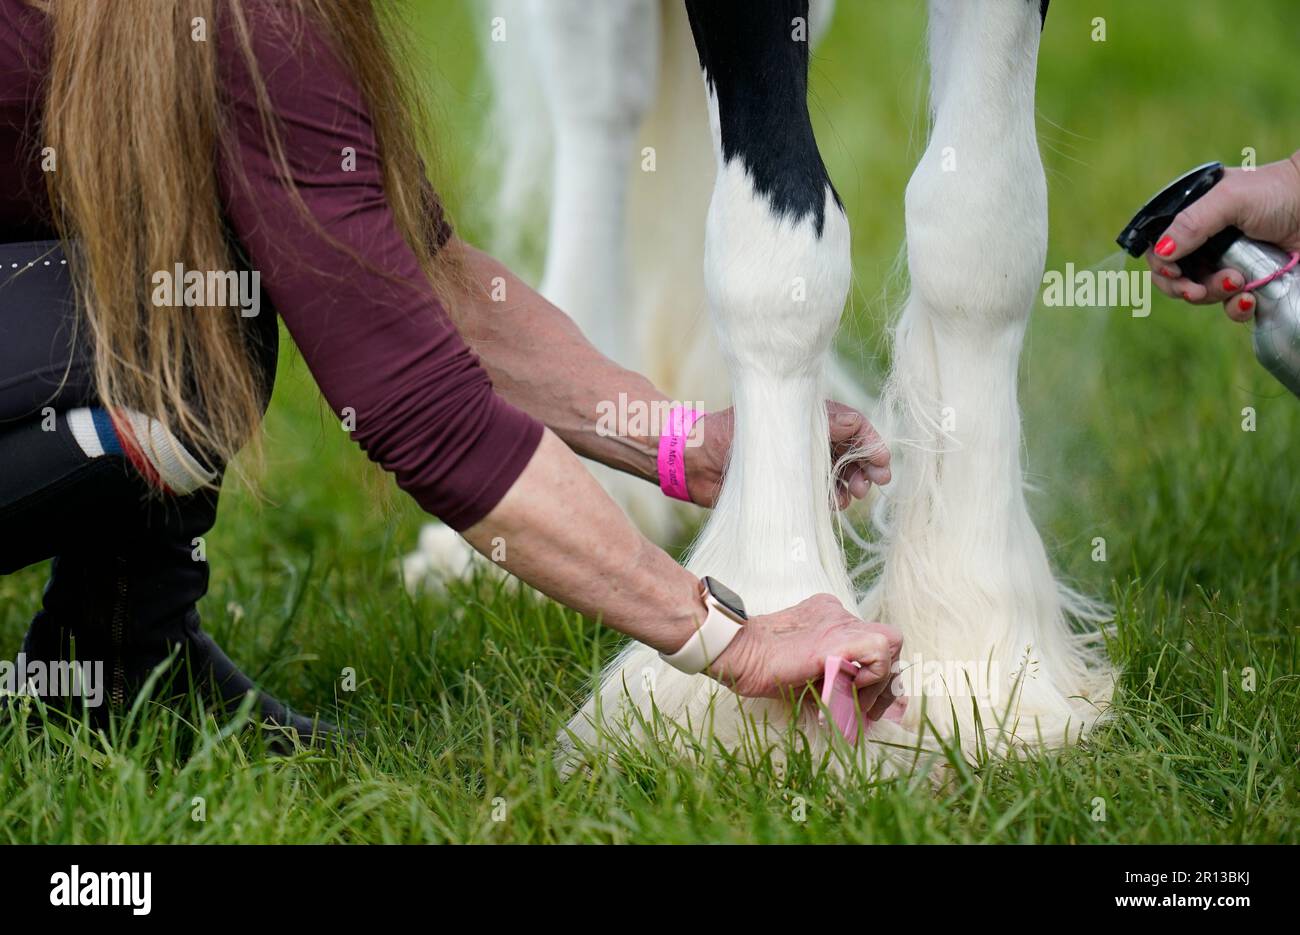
[819,656,861,744]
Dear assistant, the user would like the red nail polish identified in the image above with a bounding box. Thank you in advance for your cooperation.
[1182,291,1192,301]
[1160,267,1175,277]
[1155,236,1177,257]
[1238,296,1253,312]
[1222,277,1237,292]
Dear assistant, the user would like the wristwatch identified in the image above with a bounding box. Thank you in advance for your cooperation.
[659,576,748,675]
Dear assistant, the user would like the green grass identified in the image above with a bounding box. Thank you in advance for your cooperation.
[2,0,1298,843]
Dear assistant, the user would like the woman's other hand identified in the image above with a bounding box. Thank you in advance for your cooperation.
[684,401,891,509]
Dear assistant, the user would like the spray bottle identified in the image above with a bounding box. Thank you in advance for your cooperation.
[1117,161,1300,398]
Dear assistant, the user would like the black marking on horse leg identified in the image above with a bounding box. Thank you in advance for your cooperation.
[684,0,840,236]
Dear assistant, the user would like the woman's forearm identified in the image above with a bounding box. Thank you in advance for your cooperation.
[460,428,705,651]
[443,240,670,484]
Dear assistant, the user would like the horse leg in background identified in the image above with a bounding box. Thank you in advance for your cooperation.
[527,0,655,369]
[566,0,895,765]
[405,0,674,589]
[860,0,1113,753]
[627,0,720,409]
[527,0,688,545]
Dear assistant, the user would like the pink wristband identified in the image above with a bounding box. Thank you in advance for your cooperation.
[657,406,703,502]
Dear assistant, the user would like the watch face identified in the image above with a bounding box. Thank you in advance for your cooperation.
[703,576,747,620]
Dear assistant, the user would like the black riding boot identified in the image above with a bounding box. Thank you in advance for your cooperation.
[0,238,320,741]
[16,490,338,743]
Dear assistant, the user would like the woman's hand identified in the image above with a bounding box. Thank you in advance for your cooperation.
[1146,154,1300,323]
[684,401,891,509]
[706,593,903,719]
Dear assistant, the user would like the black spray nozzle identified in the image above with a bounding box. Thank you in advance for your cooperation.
[1116,161,1241,280]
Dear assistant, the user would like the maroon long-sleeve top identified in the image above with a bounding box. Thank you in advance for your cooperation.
[0,0,543,530]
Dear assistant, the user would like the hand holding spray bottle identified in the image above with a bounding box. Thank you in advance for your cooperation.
[1118,161,1300,398]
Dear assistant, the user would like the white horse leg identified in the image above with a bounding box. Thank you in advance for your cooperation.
[861,0,1112,754]
[566,1,893,766]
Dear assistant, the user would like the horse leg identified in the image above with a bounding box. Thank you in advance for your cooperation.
[566,0,868,762]
[862,0,1112,752]
[528,0,658,368]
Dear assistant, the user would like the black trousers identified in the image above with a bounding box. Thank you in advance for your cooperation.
[0,239,277,634]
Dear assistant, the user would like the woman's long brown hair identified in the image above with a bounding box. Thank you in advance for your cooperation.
[35,0,448,483]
